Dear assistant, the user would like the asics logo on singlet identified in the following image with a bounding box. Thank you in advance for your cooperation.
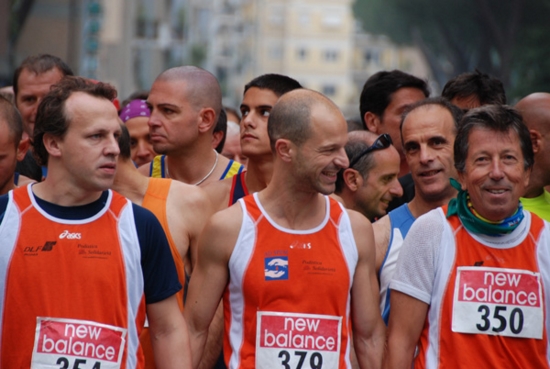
[59,230,81,239]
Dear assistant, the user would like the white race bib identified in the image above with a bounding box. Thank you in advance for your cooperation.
[452,267,543,339]
[31,317,127,369]
[256,311,342,369]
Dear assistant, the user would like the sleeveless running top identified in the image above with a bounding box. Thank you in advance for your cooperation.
[379,203,415,324]
[149,155,244,181]
[228,171,249,206]
[0,186,147,368]
[222,193,358,368]
[415,208,550,369]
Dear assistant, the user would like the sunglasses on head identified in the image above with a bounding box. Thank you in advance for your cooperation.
[349,133,393,168]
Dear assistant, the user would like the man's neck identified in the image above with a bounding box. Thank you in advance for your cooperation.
[165,145,218,184]
[0,176,15,195]
[244,155,273,193]
[259,169,327,230]
[408,187,458,219]
[112,160,149,205]
[32,177,103,206]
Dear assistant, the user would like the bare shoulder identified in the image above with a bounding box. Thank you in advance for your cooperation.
[372,215,391,249]
[345,209,375,256]
[169,180,212,209]
[137,162,151,176]
[200,202,244,258]
[202,177,233,212]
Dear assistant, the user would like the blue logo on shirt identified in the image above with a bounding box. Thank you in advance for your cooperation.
[264,256,289,280]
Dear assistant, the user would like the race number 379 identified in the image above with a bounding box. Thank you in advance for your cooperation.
[256,312,342,369]
[452,267,543,339]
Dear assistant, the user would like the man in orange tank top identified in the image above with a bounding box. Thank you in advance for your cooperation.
[185,89,385,369]
[113,124,213,368]
[386,105,550,369]
[0,77,191,368]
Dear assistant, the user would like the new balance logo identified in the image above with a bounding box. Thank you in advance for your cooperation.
[59,230,81,239]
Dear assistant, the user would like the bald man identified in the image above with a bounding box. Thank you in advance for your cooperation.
[185,89,385,369]
[333,130,403,221]
[113,125,213,367]
[139,66,243,186]
[516,93,550,221]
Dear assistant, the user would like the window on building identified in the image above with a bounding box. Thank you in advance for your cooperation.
[324,50,339,62]
[297,48,308,60]
[322,85,337,96]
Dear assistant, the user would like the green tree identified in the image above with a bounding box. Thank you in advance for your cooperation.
[353,0,550,98]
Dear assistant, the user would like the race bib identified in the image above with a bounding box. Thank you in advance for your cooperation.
[452,267,543,339]
[256,312,341,369]
[31,317,127,369]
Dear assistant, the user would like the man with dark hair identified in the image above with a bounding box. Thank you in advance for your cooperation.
[113,124,212,368]
[185,89,385,369]
[14,53,74,182]
[204,73,302,212]
[0,76,191,367]
[373,97,462,325]
[386,105,550,369]
[334,130,403,221]
[441,69,506,110]
[0,95,28,194]
[201,73,301,369]
[14,53,74,137]
[139,66,243,186]
[360,70,429,212]
[515,93,550,221]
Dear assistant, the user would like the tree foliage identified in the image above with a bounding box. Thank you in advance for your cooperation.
[353,0,550,99]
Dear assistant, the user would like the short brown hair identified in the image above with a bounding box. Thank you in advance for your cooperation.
[33,76,117,165]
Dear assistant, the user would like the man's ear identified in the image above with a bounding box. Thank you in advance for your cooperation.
[364,112,381,133]
[16,136,30,161]
[457,171,468,191]
[343,168,362,192]
[42,133,63,159]
[530,129,542,154]
[275,139,292,163]
[198,108,217,133]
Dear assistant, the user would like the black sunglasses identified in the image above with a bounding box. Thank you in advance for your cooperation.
[349,133,393,168]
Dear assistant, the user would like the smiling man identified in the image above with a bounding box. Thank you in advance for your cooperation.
[0,77,191,367]
[373,97,462,324]
[185,89,385,369]
[386,104,550,369]
[334,130,403,221]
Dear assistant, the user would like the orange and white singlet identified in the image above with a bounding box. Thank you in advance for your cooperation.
[223,193,358,369]
[0,185,180,368]
[140,178,186,369]
[391,207,550,369]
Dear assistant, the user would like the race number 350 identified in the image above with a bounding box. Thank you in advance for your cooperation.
[452,267,543,339]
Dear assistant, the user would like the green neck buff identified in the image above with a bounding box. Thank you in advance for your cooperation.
[446,178,524,237]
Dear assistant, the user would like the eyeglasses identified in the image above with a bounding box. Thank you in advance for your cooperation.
[349,133,393,168]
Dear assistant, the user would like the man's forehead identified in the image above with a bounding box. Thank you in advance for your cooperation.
[148,79,188,105]
[18,67,63,86]
[403,105,454,134]
[242,87,279,105]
